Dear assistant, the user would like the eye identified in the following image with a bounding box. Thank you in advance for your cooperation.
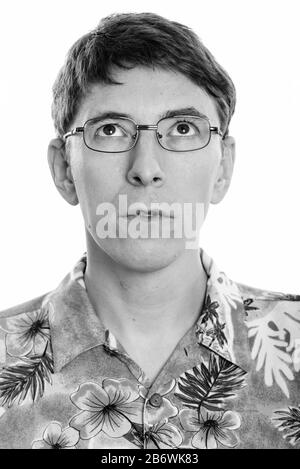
[94,123,127,137]
[169,120,198,137]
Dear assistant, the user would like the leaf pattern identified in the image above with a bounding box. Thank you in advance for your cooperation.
[0,351,54,407]
[174,354,247,412]
[197,295,228,349]
[0,249,299,449]
[247,310,296,397]
[272,310,300,355]
[272,405,300,446]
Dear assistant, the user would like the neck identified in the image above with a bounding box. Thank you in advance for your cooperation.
[84,234,208,345]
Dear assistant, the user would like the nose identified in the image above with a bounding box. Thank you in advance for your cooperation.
[126,131,165,187]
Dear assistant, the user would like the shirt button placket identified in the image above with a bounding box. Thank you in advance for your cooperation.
[144,392,163,449]
[148,393,163,408]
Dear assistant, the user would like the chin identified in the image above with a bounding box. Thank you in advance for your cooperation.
[98,237,186,272]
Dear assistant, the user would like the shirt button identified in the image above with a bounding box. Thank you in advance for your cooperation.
[148,393,163,407]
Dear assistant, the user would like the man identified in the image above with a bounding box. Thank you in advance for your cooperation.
[0,12,299,450]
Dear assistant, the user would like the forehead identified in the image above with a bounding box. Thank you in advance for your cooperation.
[76,66,220,124]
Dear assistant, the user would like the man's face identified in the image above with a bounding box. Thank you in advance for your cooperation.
[63,66,233,271]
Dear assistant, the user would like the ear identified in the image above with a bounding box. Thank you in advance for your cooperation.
[210,136,235,204]
[47,138,79,206]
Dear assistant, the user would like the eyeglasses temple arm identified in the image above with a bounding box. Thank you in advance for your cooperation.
[210,126,224,139]
[63,127,84,140]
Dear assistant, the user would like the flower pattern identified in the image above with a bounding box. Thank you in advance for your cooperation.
[179,408,241,449]
[0,309,50,357]
[144,419,183,449]
[32,422,79,449]
[0,249,299,449]
[69,379,143,439]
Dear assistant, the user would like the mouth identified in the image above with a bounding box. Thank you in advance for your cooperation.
[127,209,174,219]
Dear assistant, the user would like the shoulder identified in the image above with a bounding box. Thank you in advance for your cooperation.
[234,280,300,321]
[233,280,300,335]
[237,279,300,318]
[0,292,53,367]
[0,292,52,320]
[0,292,52,361]
[234,280,300,392]
[236,281,300,303]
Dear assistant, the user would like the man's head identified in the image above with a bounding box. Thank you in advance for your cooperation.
[48,12,236,271]
[52,12,236,140]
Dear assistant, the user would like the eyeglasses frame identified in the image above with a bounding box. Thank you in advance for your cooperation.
[63,114,224,153]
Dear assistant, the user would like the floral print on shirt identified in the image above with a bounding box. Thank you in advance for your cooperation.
[32,422,80,449]
[0,249,299,449]
[0,308,53,408]
[179,408,241,449]
[69,379,144,440]
[1,309,50,357]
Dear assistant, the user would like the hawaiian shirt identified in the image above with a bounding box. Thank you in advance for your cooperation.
[0,249,299,450]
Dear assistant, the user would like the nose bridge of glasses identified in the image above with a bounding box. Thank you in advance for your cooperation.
[133,124,161,150]
[136,124,159,131]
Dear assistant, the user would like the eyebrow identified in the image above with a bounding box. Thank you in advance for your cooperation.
[164,107,208,119]
[88,107,208,122]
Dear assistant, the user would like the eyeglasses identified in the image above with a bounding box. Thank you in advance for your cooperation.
[63,115,223,153]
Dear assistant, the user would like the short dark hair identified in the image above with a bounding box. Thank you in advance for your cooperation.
[52,12,236,139]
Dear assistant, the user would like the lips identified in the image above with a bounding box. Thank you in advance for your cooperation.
[118,201,176,218]
[127,208,174,218]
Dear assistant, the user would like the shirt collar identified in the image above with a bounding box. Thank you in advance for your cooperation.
[42,256,107,372]
[43,249,246,372]
[195,249,245,364]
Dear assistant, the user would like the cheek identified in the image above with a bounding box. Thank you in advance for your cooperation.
[174,156,218,203]
[71,157,124,224]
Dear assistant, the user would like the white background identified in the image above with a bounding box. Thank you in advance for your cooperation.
[0,0,299,310]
